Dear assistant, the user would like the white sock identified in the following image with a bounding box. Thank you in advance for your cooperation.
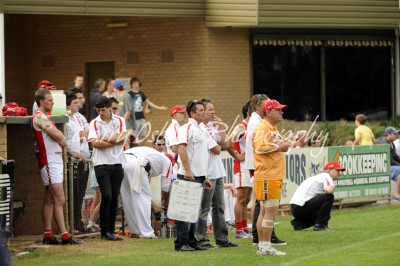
[265,241,271,249]
[87,221,93,228]
[259,241,267,249]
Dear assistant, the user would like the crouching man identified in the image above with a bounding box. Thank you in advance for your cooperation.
[290,161,345,231]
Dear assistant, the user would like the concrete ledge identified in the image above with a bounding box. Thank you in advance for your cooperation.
[0,116,68,124]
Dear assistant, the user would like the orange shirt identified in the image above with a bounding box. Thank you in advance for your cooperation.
[252,119,286,181]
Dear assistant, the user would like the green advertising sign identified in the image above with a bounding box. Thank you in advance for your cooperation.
[328,144,391,200]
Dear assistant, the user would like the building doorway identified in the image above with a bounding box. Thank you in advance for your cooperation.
[85,61,115,117]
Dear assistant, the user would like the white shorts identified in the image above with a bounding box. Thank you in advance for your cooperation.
[40,163,63,186]
[234,171,253,189]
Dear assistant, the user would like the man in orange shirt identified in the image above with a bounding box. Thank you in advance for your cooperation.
[252,99,291,256]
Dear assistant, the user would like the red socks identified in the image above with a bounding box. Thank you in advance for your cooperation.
[43,229,53,239]
[235,221,242,234]
[61,232,70,241]
[242,220,249,234]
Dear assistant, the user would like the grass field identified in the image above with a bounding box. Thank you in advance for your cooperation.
[12,204,400,266]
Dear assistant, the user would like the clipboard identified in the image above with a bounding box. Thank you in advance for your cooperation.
[167,179,204,223]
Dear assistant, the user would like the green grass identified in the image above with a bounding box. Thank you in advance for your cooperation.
[12,204,400,266]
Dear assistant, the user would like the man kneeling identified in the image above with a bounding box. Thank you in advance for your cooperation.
[290,161,345,231]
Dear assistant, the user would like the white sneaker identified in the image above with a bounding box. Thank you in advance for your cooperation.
[256,247,286,256]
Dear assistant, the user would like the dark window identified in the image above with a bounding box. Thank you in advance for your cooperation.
[325,46,391,121]
[253,44,392,121]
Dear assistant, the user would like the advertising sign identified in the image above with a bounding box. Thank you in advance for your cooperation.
[329,144,390,200]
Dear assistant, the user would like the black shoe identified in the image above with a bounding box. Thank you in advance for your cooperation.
[199,243,218,249]
[313,224,329,231]
[190,244,208,250]
[61,237,83,245]
[101,232,123,241]
[175,244,195,252]
[271,236,287,246]
[42,236,60,245]
[291,219,303,231]
[217,241,239,248]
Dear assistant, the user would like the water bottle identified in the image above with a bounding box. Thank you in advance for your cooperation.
[160,224,166,238]
[167,223,174,238]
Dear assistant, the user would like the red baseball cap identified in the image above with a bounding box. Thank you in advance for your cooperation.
[170,105,186,117]
[263,99,288,112]
[38,80,57,90]
[324,161,346,171]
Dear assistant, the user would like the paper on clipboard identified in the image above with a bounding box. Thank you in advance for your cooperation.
[167,179,204,223]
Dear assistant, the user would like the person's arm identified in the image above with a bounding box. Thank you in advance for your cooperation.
[90,138,115,149]
[226,124,246,161]
[324,177,336,194]
[226,142,244,161]
[34,115,67,147]
[372,137,376,144]
[122,94,133,122]
[178,143,194,181]
[253,127,290,155]
[123,111,131,123]
[212,115,228,149]
[145,99,167,110]
[170,145,178,154]
[46,127,67,147]
[210,144,221,155]
[224,183,237,197]
[79,129,89,143]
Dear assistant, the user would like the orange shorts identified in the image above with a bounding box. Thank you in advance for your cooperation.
[254,180,283,201]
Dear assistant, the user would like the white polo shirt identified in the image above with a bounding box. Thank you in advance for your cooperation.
[290,173,334,206]
[201,122,225,180]
[177,118,215,177]
[165,119,181,156]
[244,112,262,170]
[66,114,81,153]
[74,112,90,157]
[124,147,172,178]
[88,113,127,166]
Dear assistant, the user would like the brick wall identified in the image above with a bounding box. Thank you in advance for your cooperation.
[4,14,251,235]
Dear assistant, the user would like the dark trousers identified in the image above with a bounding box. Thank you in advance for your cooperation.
[290,193,334,229]
[94,164,124,235]
[72,161,89,232]
[174,175,205,248]
[252,200,279,243]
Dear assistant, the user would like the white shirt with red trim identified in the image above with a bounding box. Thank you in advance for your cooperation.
[88,113,127,166]
[124,147,172,179]
[201,122,225,180]
[66,114,81,153]
[32,111,63,168]
[177,118,214,177]
[245,112,262,170]
[74,112,90,157]
[165,119,181,156]
[290,173,335,206]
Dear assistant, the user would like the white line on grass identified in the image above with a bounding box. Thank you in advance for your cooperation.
[283,232,400,266]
